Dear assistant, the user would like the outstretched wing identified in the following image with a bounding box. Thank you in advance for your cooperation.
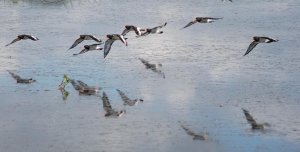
[242,108,257,126]
[73,48,88,56]
[25,35,39,41]
[102,92,113,113]
[244,41,259,56]
[5,37,21,46]
[89,35,102,42]
[121,28,130,36]
[181,125,197,137]
[104,39,115,58]
[68,37,84,50]
[182,20,198,29]
[118,35,128,46]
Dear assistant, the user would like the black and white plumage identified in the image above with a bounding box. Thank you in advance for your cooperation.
[103,34,128,58]
[121,25,145,36]
[5,34,39,46]
[222,0,233,2]
[180,125,208,140]
[139,22,167,37]
[244,36,279,56]
[102,92,125,117]
[182,17,222,29]
[73,44,103,56]
[242,108,270,130]
[139,58,165,78]
[7,70,36,84]
[116,89,143,106]
[68,35,102,50]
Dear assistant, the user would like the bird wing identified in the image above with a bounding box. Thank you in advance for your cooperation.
[89,35,102,42]
[26,35,39,41]
[73,48,88,56]
[102,92,113,113]
[89,44,103,50]
[139,31,150,37]
[133,27,142,36]
[77,80,89,87]
[118,35,128,46]
[182,20,198,29]
[104,39,115,58]
[121,28,130,36]
[242,108,258,126]
[244,41,259,56]
[68,37,84,50]
[5,37,21,46]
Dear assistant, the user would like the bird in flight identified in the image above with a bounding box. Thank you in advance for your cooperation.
[181,17,222,29]
[73,44,103,56]
[68,35,102,50]
[5,34,39,46]
[121,25,146,36]
[244,36,279,56]
[103,34,128,58]
[138,22,167,37]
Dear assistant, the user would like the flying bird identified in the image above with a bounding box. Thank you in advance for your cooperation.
[103,34,128,58]
[138,22,167,37]
[121,25,145,36]
[5,34,39,46]
[244,36,279,56]
[181,17,222,29]
[116,89,143,106]
[73,44,103,56]
[139,58,165,78]
[68,35,102,50]
[242,108,270,130]
[180,125,208,140]
[7,70,36,83]
[102,92,125,117]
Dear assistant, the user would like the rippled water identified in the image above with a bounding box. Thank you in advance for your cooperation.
[0,0,300,152]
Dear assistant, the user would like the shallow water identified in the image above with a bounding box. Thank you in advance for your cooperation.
[0,0,300,152]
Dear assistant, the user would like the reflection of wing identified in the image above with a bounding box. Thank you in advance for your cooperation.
[7,70,21,80]
[121,29,130,36]
[116,89,131,103]
[102,92,113,113]
[5,38,21,46]
[181,125,196,136]
[242,108,257,126]
[182,20,197,29]
[244,41,258,56]
[68,38,84,50]
[104,39,115,58]
[139,58,149,66]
